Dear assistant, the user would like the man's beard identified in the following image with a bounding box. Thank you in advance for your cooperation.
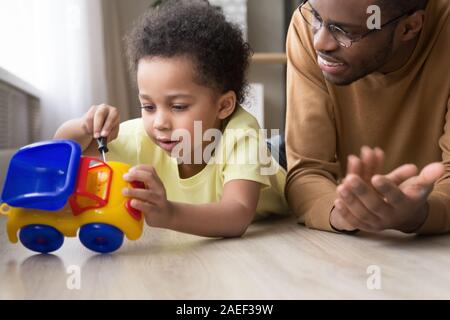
[325,33,396,86]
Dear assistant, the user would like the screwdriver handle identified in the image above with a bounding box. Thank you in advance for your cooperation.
[96,137,109,153]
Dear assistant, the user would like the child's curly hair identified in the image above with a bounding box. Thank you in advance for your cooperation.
[125,0,252,104]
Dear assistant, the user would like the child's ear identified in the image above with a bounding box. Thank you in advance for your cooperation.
[217,91,237,120]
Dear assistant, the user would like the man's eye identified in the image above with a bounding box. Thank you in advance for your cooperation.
[336,26,352,34]
[311,10,321,21]
[172,105,188,111]
[335,26,360,39]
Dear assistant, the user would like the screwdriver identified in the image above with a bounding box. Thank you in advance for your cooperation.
[96,137,109,162]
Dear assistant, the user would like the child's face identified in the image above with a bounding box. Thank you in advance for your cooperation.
[137,56,235,160]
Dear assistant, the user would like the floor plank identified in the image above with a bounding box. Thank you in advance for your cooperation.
[1,216,449,299]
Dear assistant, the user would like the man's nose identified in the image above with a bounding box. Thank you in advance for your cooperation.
[313,26,340,53]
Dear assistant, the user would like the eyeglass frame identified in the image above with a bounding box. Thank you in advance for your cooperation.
[298,0,416,48]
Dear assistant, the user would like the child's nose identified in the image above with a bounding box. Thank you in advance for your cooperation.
[153,111,171,130]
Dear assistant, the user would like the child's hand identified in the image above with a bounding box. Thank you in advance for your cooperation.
[81,104,120,141]
[122,165,174,228]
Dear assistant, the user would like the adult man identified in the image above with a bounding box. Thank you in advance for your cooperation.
[286,0,449,234]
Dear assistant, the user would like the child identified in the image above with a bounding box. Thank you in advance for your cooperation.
[54,0,288,238]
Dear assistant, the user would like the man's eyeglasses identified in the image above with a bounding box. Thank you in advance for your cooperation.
[298,0,415,48]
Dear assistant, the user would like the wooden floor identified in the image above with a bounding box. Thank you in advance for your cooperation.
[1,216,449,299]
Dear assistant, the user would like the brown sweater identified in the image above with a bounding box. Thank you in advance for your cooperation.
[285,0,450,234]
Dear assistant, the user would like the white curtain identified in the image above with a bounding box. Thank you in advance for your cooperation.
[0,0,108,139]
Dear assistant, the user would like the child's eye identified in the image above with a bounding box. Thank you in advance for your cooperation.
[172,105,188,112]
[141,105,155,112]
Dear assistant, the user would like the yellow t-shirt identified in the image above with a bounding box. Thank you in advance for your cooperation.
[107,106,289,218]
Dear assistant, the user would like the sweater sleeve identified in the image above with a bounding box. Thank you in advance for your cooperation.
[418,97,450,234]
[285,11,341,232]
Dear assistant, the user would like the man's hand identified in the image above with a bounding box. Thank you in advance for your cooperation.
[330,147,445,233]
[122,165,174,228]
[330,146,384,231]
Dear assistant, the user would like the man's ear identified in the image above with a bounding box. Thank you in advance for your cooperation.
[398,10,425,41]
[217,91,237,120]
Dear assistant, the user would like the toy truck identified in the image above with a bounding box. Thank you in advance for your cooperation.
[0,140,144,254]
